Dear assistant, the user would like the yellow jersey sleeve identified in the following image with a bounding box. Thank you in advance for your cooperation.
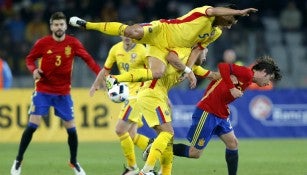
[104,42,121,70]
[193,65,210,78]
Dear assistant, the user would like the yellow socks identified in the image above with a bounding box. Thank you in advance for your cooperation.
[86,22,127,36]
[160,139,174,175]
[119,132,136,168]
[115,69,153,82]
[143,131,173,172]
[133,133,150,150]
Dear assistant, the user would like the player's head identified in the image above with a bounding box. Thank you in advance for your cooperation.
[50,12,67,38]
[252,56,282,87]
[213,4,239,29]
[223,49,237,63]
[120,36,135,49]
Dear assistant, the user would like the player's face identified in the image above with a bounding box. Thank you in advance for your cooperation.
[214,16,237,29]
[121,36,134,47]
[254,70,274,87]
[50,19,67,38]
[195,48,208,66]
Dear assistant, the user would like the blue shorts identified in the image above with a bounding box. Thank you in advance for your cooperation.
[28,91,74,121]
[186,107,233,150]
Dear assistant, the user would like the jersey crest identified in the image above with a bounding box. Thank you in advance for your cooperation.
[65,45,72,57]
[130,53,137,62]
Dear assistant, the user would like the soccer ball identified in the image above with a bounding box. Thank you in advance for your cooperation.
[108,83,129,103]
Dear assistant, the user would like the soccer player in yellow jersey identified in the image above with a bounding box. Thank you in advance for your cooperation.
[136,47,219,175]
[89,36,152,175]
[69,5,257,89]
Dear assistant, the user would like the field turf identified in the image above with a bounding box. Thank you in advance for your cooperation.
[1,139,306,175]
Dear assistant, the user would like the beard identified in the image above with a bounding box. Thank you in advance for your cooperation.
[54,30,65,38]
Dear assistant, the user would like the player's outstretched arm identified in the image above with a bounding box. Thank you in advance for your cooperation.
[206,7,258,17]
[89,68,108,97]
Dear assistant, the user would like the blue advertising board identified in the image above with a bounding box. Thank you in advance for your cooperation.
[138,89,307,138]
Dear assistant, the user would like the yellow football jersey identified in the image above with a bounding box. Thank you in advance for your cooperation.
[137,47,210,127]
[104,42,147,96]
[139,47,210,98]
[139,6,222,50]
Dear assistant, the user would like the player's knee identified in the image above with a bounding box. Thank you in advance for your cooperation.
[115,127,125,136]
[152,72,164,79]
[124,25,143,39]
[128,130,137,139]
[151,69,165,79]
[226,137,239,149]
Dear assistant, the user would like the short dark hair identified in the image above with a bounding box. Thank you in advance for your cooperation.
[252,56,282,81]
[49,12,66,24]
[218,3,240,20]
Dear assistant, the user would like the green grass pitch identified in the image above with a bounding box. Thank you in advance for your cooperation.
[1,139,307,175]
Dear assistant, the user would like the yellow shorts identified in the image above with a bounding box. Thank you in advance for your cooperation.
[118,98,143,127]
[136,88,171,128]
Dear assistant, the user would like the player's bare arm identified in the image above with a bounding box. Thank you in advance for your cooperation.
[206,7,258,17]
[89,68,108,96]
[167,51,197,89]
[206,71,221,80]
[186,47,204,68]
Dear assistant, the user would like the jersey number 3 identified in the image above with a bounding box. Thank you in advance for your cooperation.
[55,55,62,66]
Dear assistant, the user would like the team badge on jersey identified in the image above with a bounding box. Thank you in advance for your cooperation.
[65,45,72,57]
[165,110,170,116]
[131,53,137,62]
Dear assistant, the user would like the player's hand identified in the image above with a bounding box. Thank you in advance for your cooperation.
[230,75,238,84]
[187,71,197,89]
[89,78,107,97]
[239,8,258,16]
[33,68,43,80]
[209,71,221,80]
[230,87,243,98]
[89,84,99,97]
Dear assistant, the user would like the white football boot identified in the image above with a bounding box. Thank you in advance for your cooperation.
[69,16,87,28]
[10,160,22,175]
[69,162,86,175]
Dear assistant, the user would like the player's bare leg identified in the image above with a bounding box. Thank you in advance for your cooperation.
[220,131,239,175]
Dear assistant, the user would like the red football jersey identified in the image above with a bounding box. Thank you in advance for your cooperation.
[197,63,253,118]
[26,35,101,95]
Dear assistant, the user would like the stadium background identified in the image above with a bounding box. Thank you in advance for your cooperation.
[1,0,307,142]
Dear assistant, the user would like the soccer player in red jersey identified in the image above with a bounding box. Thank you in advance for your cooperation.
[173,56,282,175]
[10,12,101,175]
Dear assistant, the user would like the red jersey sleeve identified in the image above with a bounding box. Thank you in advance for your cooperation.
[72,37,101,75]
[218,63,235,89]
[26,39,43,73]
